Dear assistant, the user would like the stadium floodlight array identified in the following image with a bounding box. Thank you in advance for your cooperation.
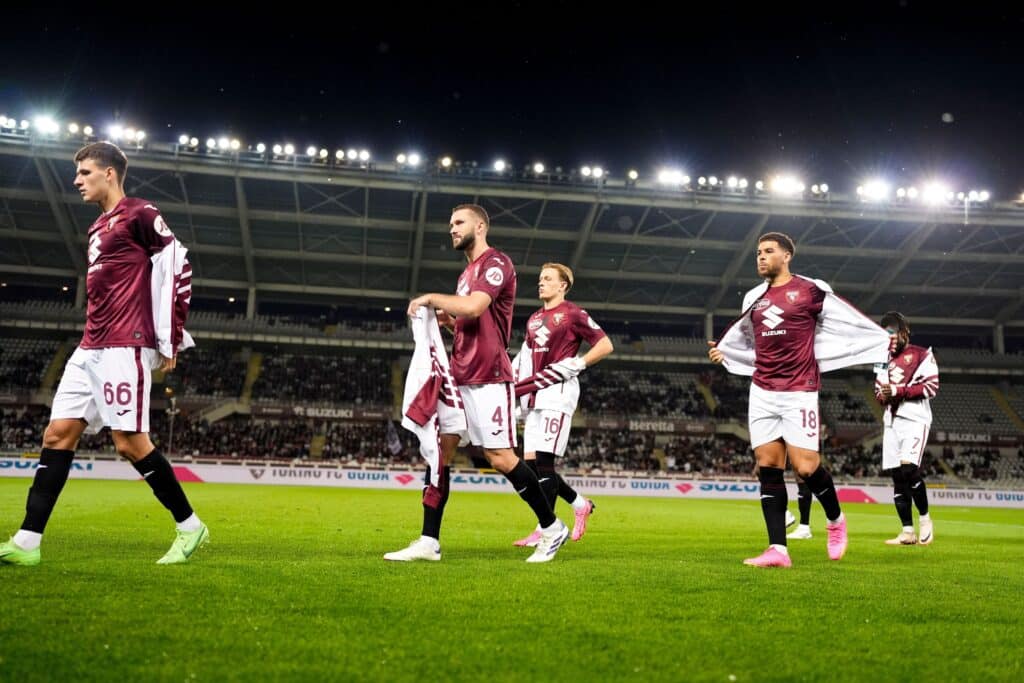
[856,179,890,202]
[396,153,422,167]
[769,175,805,197]
[0,111,1015,203]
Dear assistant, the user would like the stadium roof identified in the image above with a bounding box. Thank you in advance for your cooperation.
[2,135,1023,331]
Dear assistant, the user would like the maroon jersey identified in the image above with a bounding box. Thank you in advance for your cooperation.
[875,343,939,421]
[750,277,826,392]
[452,247,517,385]
[525,301,606,371]
[81,197,175,349]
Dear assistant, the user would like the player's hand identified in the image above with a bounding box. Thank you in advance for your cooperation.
[435,309,455,329]
[160,354,176,373]
[879,384,895,399]
[549,356,586,380]
[707,340,724,364]
[407,294,432,317]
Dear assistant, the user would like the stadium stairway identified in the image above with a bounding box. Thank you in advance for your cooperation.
[392,360,404,416]
[990,387,1024,433]
[716,421,750,442]
[199,400,247,424]
[696,380,717,413]
[862,387,884,421]
[40,341,72,392]
[310,433,326,459]
[653,446,667,469]
[240,351,263,404]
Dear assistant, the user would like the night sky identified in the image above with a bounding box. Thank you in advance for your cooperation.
[2,2,1023,196]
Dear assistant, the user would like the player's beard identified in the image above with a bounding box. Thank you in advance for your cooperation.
[891,333,908,355]
[454,233,475,252]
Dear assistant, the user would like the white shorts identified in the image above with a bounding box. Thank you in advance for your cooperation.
[523,409,571,456]
[748,383,820,452]
[437,389,469,438]
[882,417,930,470]
[459,383,516,450]
[50,346,159,434]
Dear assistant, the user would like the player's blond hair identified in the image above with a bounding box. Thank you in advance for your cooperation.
[541,262,574,292]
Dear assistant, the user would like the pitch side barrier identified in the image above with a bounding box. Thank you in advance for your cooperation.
[2,454,1023,509]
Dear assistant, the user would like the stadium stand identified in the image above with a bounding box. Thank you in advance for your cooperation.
[0,337,59,393]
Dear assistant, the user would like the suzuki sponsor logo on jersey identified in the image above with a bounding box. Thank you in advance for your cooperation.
[535,324,551,348]
[88,232,103,267]
[761,304,785,330]
[889,367,906,384]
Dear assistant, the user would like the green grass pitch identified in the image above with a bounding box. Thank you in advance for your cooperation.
[1,478,1022,681]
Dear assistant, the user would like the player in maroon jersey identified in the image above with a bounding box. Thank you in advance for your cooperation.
[1,142,206,567]
[708,232,883,567]
[389,204,568,563]
[510,263,614,547]
[875,311,939,545]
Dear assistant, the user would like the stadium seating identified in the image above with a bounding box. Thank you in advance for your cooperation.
[0,337,59,393]
[931,383,1021,435]
[578,369,710,417]
[251,353,392,407]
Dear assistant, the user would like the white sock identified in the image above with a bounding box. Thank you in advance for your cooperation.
[541,519,563,533]
[13,530,42,551]
[176,513,202,533]
[770,544,789,555]
[828,512,845,525]
[571,496,588,511]
[903,525,915,534]
[920,513,930,522]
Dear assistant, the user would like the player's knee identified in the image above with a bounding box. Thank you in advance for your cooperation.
[485,449,518,474]
[794,464,818,479]
[43,421,79,450]
[111,433,150,462]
